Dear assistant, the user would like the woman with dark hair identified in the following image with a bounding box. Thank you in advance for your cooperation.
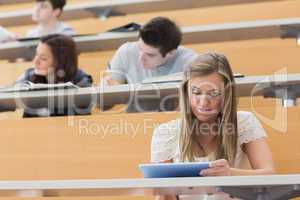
[16,34,93,117]
[151,52,275,200]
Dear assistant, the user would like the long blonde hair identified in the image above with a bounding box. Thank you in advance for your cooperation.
[179,52,237,166]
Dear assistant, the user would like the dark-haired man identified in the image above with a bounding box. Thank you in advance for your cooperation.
[104,17,197,112]
[27,0,75,37]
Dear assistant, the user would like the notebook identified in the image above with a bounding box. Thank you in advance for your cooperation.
[0,81,79,93]
[139,162,210,178]
[107,22,141,32]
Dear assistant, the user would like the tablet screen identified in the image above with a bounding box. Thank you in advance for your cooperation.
[139,162,210,178]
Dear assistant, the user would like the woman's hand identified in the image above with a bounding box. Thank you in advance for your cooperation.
[200,159,232,176]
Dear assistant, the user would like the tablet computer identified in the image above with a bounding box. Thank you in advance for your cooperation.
[139,162,210,178]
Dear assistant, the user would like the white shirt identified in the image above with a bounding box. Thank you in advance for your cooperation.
[26,21,75,38]
[0,26,14,43]
[109,42,197,84]
[151,111,267,200]
[108,42,197,112]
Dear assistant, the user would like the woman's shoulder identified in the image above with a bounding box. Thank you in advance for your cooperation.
[152,118,181,147]
[237,111,256,124]
[151,118,181,162]
[236,111,267,145]
[15,68,35,83]
[237,111,264,129]
[22,67,34,75]
[157,118,181,127]
[154,118,181,134]
[152,118,181,142]
[73,69,93,87]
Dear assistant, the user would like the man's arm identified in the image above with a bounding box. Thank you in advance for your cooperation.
[99,43,129,110]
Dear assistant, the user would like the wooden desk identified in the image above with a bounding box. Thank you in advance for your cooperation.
[1,18,300,61]
[0,0,285,27]
[0,112,178,180]
[0,110,299,177]
[0,175,298,200]
[0,109,299,199]
[0,74,300,112]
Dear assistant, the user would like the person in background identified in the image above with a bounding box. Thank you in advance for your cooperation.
[104,17,197,112]
[27,0,75,38]
[0,26,17,42]
[151,52,275,200]
[16,34,92,117]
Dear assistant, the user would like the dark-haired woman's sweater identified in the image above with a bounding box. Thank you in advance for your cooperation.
[16,68,93,118]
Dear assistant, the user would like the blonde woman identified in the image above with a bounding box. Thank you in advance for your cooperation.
[151,52,275,200]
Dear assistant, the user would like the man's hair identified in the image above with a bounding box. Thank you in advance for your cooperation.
[36,0,66,10]
[139,17,182,57]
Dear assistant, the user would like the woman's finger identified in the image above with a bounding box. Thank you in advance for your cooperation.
[210,159,228,167]
[200,165,229,176]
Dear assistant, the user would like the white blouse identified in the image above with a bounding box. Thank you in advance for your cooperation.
[151,111,267,200]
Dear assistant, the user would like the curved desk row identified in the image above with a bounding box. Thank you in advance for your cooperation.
[0,175,299,200]
[0,73,300,112]
[1,18,300,61]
